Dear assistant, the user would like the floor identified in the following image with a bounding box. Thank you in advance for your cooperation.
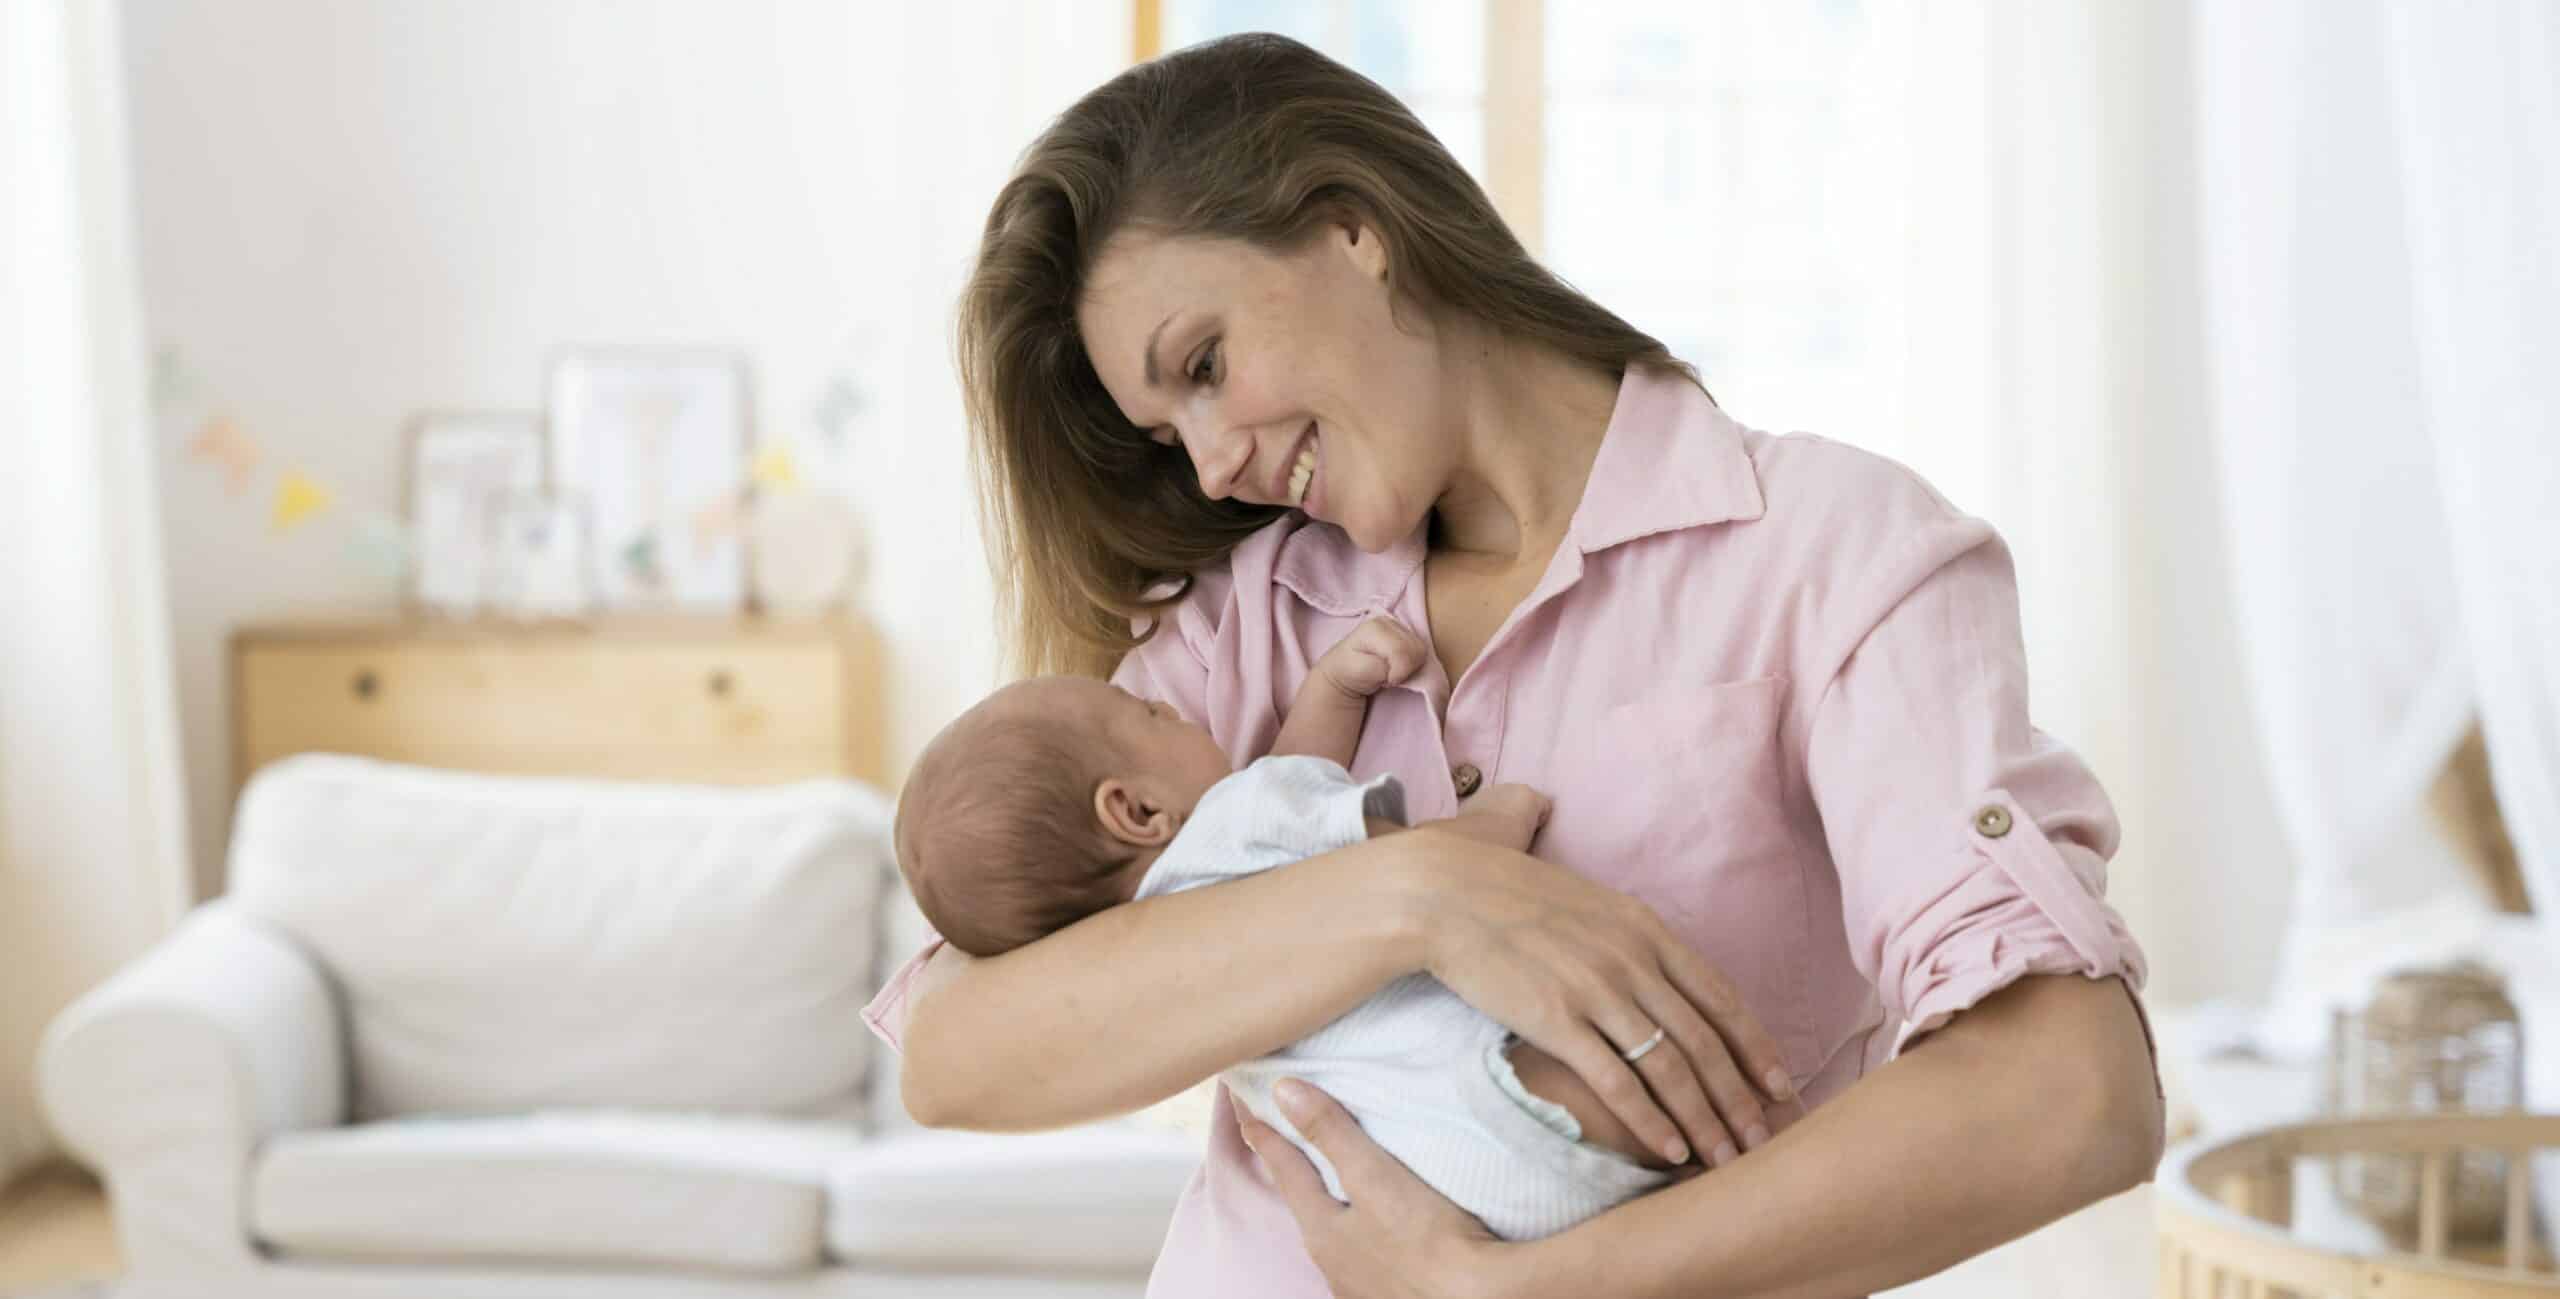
[0,1159,2149,1298]
[0,1164,118,1292]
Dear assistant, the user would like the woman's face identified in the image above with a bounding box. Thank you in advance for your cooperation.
[1076,222,1457,552]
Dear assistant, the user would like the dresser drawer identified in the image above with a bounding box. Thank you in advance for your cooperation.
[232,621,882,790]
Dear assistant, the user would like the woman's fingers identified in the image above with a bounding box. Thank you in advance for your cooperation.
[1268,1080,1405,1199]
[1628,978,1769,1162]
[1655,934,1797,1105]
[1410,844,1800,1175]
[1231,1084,1506,1297]
[1554,1024,1698,1168]
[1587,993,1752,1168]
[1230,1090,1339,1215]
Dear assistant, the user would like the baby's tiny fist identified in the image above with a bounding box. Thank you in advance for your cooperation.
[1350,617,1427,685]
[1320,617,1428,697]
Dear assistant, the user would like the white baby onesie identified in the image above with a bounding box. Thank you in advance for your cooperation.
[1131,754,1674,1240]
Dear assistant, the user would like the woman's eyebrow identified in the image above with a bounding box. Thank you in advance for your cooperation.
[1143,314,1173,388]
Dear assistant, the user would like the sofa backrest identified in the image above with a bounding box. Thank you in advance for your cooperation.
[229,754,891,1124]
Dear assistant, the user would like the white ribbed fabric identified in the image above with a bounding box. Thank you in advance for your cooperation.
[1133,756,1674,1240]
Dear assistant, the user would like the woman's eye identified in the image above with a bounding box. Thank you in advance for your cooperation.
[1188,340,1221,385]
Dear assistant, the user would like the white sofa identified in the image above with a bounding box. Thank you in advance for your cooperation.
[38,754,1199,1299]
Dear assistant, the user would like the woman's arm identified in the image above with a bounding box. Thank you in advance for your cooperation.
[1240,972,2159,1299]
[903,820,1796,1159]
[1488,973,2162,1299]
[898,829,1435,1131]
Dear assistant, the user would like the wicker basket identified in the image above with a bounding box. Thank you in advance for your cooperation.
[2157,1112,2558,1297]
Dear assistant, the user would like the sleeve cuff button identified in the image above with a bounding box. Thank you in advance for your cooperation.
[1972,805,2014,838]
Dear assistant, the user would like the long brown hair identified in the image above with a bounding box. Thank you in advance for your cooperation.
[958,32,1694,678]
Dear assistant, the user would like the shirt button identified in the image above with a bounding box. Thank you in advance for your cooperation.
[1973,805,2014,838]
[1452,763,1484,798]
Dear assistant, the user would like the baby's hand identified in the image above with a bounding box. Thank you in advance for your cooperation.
[1314,617,1428,700]
[1441,783,1552,854]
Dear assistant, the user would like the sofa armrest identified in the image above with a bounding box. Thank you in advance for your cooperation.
[38,899,344,1272]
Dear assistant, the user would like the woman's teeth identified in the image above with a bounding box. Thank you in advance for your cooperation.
[1288,442,1317,508]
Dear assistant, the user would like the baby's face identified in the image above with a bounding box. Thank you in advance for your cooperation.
[1101,686,1234,818]
[1006,677,1233,820]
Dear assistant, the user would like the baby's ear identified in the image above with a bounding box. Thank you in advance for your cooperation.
[1094,778,1178,848]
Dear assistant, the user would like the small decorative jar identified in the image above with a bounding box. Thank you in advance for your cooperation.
[2323,960,2525,1242]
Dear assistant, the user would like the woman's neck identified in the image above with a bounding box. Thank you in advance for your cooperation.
[1428,327,1622,562]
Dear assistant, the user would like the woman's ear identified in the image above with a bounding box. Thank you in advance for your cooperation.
[1094,778,1179,848]
[1333,212,1390,282]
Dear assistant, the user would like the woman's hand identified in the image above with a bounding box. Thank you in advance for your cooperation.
[1408,829,1799,1169]
[1235,1083,1510,1299]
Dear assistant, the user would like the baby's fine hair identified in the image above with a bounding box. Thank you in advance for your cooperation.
[894,697,1133,958]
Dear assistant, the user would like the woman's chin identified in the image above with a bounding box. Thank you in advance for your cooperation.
[1332,511,1411,555]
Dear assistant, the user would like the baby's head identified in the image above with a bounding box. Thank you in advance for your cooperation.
[894,677,1231,957]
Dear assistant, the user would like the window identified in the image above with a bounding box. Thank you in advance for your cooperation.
[1157,0,1487,182]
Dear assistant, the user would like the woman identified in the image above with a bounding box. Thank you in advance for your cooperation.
[865,33,2164,1298]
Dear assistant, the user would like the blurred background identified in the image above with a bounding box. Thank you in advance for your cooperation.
[2,2,2552,1296]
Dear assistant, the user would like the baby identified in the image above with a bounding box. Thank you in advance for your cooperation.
[894,617,1686,1240]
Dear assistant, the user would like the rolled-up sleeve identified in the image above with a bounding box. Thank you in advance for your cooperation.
[861,585,1225,1058]
[860,934,945,1058]
[1805,524,2157,1089]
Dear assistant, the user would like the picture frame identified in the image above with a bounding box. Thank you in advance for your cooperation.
[403,411,547,618]
[482,488,596,623]
[545,347,752,614]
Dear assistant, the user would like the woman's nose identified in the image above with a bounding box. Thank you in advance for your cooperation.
[1185,423,1252,501]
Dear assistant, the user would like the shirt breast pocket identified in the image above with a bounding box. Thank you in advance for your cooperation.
[1565,674,1804,1029]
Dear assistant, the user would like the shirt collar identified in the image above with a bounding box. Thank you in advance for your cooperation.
[1269,365,1764,614]
[1568,365,1767,553]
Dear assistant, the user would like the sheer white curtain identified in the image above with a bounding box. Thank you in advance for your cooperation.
[2372,7,2560,1249]
[2195,0,2560,1064]
[0,0,194,1182]
[2377,0,2560,931]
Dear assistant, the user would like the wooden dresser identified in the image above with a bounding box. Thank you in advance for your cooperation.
[229,616,887,795]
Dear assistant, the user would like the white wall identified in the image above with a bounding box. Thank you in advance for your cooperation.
[120,0,1124,891]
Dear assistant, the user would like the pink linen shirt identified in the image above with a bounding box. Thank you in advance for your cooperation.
[863,366,2157,1297]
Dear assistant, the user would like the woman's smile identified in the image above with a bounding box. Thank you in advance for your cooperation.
[1285,422,1320,514]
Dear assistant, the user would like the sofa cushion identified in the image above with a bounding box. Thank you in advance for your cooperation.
[228,754,891,1121]
[251,1111,867,1274]
[826,1124,1199,1271]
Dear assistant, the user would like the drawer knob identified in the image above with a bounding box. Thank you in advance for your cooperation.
[352,669,379,700]
[707,669,734,698]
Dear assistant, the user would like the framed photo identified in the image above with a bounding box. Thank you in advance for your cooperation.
[403,411,546,618]
[546,347,752,613]
[483,489,595,622]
